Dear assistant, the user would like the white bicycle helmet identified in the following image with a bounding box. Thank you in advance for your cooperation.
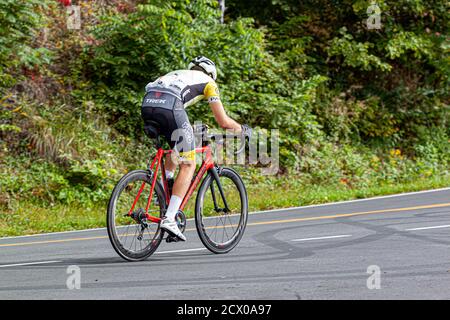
[188,56,217,81]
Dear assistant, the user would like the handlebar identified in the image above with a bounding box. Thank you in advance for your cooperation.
[208,133,247,155]
[193,124,250,155]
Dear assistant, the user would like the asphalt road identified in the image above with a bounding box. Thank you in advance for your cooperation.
[0,188,449,300]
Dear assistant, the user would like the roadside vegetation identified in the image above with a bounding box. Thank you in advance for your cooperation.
[1,0,448,236]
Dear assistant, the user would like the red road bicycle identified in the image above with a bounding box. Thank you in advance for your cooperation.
[107,124,249,261]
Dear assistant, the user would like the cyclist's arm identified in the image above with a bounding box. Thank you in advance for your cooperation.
[204,81,242,133]
[209,101,242,133]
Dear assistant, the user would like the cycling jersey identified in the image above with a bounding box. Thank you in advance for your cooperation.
[142,70,221,162]
[145,70,221,108]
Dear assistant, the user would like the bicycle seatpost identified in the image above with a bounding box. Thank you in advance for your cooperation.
[155,135,162,149]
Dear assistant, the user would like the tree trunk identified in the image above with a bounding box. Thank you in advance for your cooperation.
[218,0,225,24]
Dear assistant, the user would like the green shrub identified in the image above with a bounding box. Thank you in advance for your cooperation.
[1,0,448,214]
[0,0,52,91]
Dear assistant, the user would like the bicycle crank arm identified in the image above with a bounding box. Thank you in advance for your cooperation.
[166,235,181,243]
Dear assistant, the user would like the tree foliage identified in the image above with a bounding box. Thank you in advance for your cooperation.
[0,0,52,91]
[1,0,448,208]
[226,0,449,148]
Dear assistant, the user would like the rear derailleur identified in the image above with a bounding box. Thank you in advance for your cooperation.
[127,208,148,241]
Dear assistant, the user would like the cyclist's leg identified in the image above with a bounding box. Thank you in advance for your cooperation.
[163,154,176,193]
[141,94,176,190]
[164,153,177,179]
[164,106,196,221]
[158,103,195,240]
[165,154,176,172]
[170,158,195,203]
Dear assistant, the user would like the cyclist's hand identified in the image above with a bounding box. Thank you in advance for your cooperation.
[241,124,252,140]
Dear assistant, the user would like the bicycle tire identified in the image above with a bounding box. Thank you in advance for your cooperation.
[107,170,166,261]
[195,167,248,254]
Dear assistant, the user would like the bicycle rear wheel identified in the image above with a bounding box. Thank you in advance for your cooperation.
[107,170,165,261]
[195,167,248,254]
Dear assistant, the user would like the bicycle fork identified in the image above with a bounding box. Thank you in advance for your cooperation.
[209,167,231,214]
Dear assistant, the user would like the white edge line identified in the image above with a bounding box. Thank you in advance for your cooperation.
[405,224,450,231]
[155,248,206,255]
[291,234,352,242]
[0,260,62,268]
[1,187,449,240]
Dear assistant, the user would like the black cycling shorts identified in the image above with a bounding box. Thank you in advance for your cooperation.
[141,89,195,161]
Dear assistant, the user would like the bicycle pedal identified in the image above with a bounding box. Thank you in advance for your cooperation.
[166,235,180,243]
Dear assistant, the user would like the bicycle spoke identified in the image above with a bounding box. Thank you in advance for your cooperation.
[211,213,221,242]
[222,215,231,240]
[130,227,138,252]
[226,213,237,235]
[221,216,226,243]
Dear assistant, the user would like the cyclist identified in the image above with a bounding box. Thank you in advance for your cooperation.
[141,56,250,241]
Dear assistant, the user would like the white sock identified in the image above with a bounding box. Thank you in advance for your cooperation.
[165,195,182,221]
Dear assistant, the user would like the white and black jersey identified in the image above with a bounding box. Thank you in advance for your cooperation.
[145,70,221,108]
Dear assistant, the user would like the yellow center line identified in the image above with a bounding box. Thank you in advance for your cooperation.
[0,202,449,248]
[248,202,450,226]
[0,236,108,247]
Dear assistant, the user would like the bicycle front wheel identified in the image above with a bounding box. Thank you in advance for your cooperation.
[107,170,165,261]
[195,167,248,254]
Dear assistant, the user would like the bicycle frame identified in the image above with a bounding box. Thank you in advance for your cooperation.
[127,145,215,224]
